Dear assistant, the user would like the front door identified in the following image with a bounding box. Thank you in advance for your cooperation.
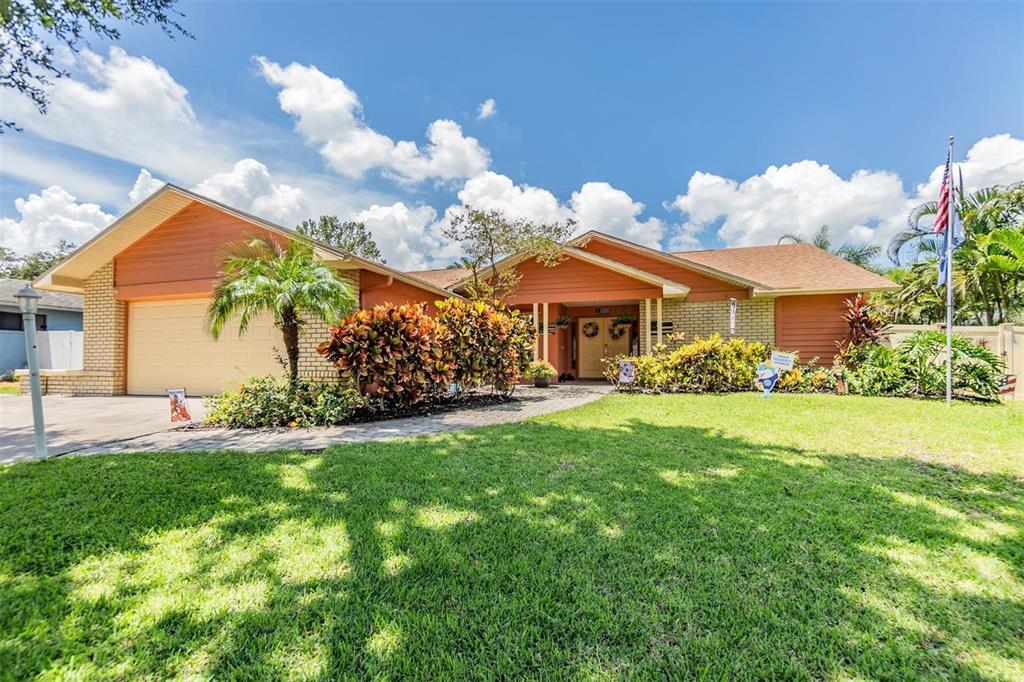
[578,318,633,379]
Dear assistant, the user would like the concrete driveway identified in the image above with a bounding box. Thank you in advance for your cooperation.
[0,395,206,465]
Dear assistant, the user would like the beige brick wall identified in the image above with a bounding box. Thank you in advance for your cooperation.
[298,268,360,383]
[638,297,774,354]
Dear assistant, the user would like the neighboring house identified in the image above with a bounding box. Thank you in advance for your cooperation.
[30,184,896,395]
[0,279,83,376]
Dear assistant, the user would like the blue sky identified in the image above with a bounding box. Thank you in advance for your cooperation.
[1,1,1022,269]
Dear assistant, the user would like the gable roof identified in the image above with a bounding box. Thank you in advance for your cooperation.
[0,279,83,312]
[675,243,897,294]
[33,184,460,301]
[405,267,472,289]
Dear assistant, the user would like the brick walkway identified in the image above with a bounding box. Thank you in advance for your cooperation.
[66,383,613,456]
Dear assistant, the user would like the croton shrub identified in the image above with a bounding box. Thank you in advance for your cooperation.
[604,334,768,392]
[435,298,534,392]
[318,303,453,406]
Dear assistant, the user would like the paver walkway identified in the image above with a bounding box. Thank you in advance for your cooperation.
[63,383,612,457]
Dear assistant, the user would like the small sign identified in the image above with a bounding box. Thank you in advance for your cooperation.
[729,298,737,335]
[168,388,192,424]
[755,363,779,397]
[618,360,636,385]
[770,351,795,371]
[997,374,1017,396]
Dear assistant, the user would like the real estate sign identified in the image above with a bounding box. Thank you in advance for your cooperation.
[770,351,795,371]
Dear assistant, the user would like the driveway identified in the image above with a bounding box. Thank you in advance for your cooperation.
[0,395,206,465]
[0,384,611,464]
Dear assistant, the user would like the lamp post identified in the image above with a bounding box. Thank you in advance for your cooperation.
[15,285,48,459]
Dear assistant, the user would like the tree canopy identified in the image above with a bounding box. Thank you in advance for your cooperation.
[296,216,385,263]
[0,240,76,280]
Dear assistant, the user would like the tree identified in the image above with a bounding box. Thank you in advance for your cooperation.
[1,0,191,131]
[443,206,577,300]
[778,225,882,269]
[207,237,356,380]
[296,216,385,263]
[0,240,76,279]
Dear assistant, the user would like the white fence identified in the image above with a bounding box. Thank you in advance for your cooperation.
[37,330,84,370]
[882,324,1024,398]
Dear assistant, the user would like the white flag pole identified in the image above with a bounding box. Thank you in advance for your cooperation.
[945,135,955,406]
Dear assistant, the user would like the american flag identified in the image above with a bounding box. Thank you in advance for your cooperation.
[935,150,965,285]
[933,150,952,234]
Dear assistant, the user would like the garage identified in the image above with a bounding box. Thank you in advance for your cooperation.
[127,298,280,395]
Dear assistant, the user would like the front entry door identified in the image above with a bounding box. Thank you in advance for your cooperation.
[578,318,633,379]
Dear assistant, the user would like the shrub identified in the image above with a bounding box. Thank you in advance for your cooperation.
[205,376,364,428]
[605,334,767,392]
[435,298,534,392]
[524,360,557,379]
[318,303,453,407]
[835,295,889,367]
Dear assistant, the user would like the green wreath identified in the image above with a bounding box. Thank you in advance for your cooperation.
[582,322,600,338]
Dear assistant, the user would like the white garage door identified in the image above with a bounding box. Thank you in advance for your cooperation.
[127,298,280,395]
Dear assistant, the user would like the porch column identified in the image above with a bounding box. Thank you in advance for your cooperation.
[542,302,549,361]
[645,298,652,354]
[532,302,539,359]
[657,297,663,347]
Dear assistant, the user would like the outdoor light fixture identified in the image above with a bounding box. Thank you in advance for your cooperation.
[15,285,48,459]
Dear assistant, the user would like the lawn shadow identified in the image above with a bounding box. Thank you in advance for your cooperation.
[1,417,1022,679]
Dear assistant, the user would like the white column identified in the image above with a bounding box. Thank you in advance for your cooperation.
[656,297,663,347]
[532,302,539,359]
[543,302,549,361]
[644,298,652,355]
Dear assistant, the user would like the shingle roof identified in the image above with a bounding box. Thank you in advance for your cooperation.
[0,279,83,311]
[674,243,897,292]
[405,267,472,289]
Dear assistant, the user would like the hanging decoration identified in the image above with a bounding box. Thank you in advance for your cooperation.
[582,322,600,338]
[609,323,627,340]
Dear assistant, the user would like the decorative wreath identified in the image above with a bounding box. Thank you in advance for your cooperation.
[608,324,627,340]
[582,322,600,338]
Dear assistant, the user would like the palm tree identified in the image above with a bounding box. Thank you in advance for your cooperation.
[207,237,356,380]
[778,225,882,268]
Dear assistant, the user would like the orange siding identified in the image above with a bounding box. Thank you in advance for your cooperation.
[359,269,444,312]
[114,202,285,298]
[580,239,749,301]
[774,294,852,362]
[507,255,662,305]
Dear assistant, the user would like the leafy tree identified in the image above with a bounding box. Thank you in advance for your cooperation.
[0,240,76,279]
[443,206,577,300]
[0,0,191,131]
[296,216,385,263]
[778,225,882,269]
[207,237,356,380]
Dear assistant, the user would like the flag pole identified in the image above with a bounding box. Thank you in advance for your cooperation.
[945,135,955,406]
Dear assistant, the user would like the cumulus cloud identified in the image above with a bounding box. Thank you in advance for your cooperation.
[256,57,490,183]
[477,98,497,120]
[193,159,309,226]
[1,47,234,182]
[128,169,166,205]
[0,186,114,253]
[571,182,664,249]
[667,134,1024,254]
[350,202,461,270]
[455,171,573,225]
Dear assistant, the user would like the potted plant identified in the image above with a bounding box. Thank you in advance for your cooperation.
[525,360,558,388]
[555,315,571,329]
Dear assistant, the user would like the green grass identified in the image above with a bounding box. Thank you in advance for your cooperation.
[0,382,19,395]
[2,394,1023,680]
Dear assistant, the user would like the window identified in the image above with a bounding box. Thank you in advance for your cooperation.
[0,311,47,331]
[649,320,674,334]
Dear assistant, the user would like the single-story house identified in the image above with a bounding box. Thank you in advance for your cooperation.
[1,279,83,376]
[27,184,896,395]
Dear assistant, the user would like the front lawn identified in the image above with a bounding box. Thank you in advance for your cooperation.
[1,394,1022,679]
[0,381,19,395]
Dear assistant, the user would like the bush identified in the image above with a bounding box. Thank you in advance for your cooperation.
[605,334,767,392]
[848,331,1004,400]
[318,303,452,407]
[205,376,364,428]
[525,360,557,379]
[435,298,534,392]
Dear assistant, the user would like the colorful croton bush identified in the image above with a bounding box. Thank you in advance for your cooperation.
[435,298,535,393]
[604,334,768,392]
[318,303,453,406]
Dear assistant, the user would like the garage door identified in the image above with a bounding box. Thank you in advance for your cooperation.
[127,298,280,395]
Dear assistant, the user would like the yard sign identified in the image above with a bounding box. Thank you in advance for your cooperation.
[770,351,795,372]
[168,388,192,424]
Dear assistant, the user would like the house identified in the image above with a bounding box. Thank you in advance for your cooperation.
[0,279,83,376]
[28,184,896,395]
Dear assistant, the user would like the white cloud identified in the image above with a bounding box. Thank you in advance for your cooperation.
[350,202,461,270]
[0,186,114,253]
[1,47,234,182]
[0,141,127,206]
[256,57,490,184]
[571,182,664,249]
[193,159,309,226]
[456,171,573,225]
[667,134,1024,254]
[128,169,166,205]
[477,98,497,120]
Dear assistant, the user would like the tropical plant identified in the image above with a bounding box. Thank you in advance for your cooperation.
[318,303,452,407]
[554,315,571,328]
[835,295,889,365]
[207,237,356,380]
[435,298,535,393]
[204,376,364,428]
[524,360,558,380]
[778,225,882,268]
[604,334,767,393]
[296,216,385,263]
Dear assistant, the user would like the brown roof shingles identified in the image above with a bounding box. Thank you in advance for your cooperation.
[674,243,896,292]
[405,267,472,289]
